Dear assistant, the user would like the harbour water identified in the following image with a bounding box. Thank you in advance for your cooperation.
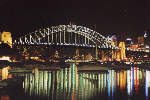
[0,63,149,100]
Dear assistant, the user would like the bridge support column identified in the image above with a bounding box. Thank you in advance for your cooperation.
[64,31,65,43]
[75,47,79,59]
[101,50,105,61]
[48,34,50,43]
[86,53,92,61]
[87,38,89,44]
[75,34,77,44]
[60,32,61,43]
[56,33,57,43]
[84,34,86,44]
[95,42,98,60]
[52,33,53,43]
[47,28,50,43]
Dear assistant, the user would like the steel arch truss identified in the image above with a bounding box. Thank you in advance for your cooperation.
[14,25,118,49]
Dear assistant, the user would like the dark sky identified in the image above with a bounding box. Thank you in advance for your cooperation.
[0,0,150,40]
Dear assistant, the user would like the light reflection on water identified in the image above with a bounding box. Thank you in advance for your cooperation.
[0,64,150,100]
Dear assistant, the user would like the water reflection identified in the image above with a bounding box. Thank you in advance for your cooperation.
[145,70,150,100]
[8,64,150,100]
[0,95,9,100]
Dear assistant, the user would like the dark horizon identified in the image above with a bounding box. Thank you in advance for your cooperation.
[0,0,150,41]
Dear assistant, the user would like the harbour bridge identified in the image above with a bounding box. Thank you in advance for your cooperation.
[13,24,150,61]
[14,25,117,49]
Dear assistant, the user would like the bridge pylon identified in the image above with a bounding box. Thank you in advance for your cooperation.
[95,41,98,60]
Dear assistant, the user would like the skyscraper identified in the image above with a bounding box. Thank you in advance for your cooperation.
[137,36,144,48]
[144,31,150,47]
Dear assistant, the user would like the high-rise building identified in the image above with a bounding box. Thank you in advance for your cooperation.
[137,36,144,48]
[144,31,150,47]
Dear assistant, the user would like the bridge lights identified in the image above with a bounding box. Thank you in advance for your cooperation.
[15,25,119,51]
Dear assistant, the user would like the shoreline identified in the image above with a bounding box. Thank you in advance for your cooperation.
[0,60,150,70]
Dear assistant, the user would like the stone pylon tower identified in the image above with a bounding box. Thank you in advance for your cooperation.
[119,42,126,60]
[1,31,12,48]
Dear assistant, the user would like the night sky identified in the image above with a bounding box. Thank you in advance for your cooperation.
[0,0,150,41]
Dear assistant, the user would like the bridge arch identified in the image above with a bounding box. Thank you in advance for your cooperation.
[14,25,118,49]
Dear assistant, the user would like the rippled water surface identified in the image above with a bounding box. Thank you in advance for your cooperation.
[0,63,150,100]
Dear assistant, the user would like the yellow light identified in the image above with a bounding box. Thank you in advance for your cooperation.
[0,56,11,62]
[1,32,12,48]
[2,66,10,80]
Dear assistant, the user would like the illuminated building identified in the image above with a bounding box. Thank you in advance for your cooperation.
[144,32,148,38]
[0,56,11,61]
[112,41,117,60]
[143,31,150,53]
[129,44,138,50]
[1,66,9,80]
[145,45,150,52]
[1,31,12,48]
[106,34,118,61]
[112,35,117,46]
[137,36,144,48]
[125,38,133,47]
[144,31,149,46]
